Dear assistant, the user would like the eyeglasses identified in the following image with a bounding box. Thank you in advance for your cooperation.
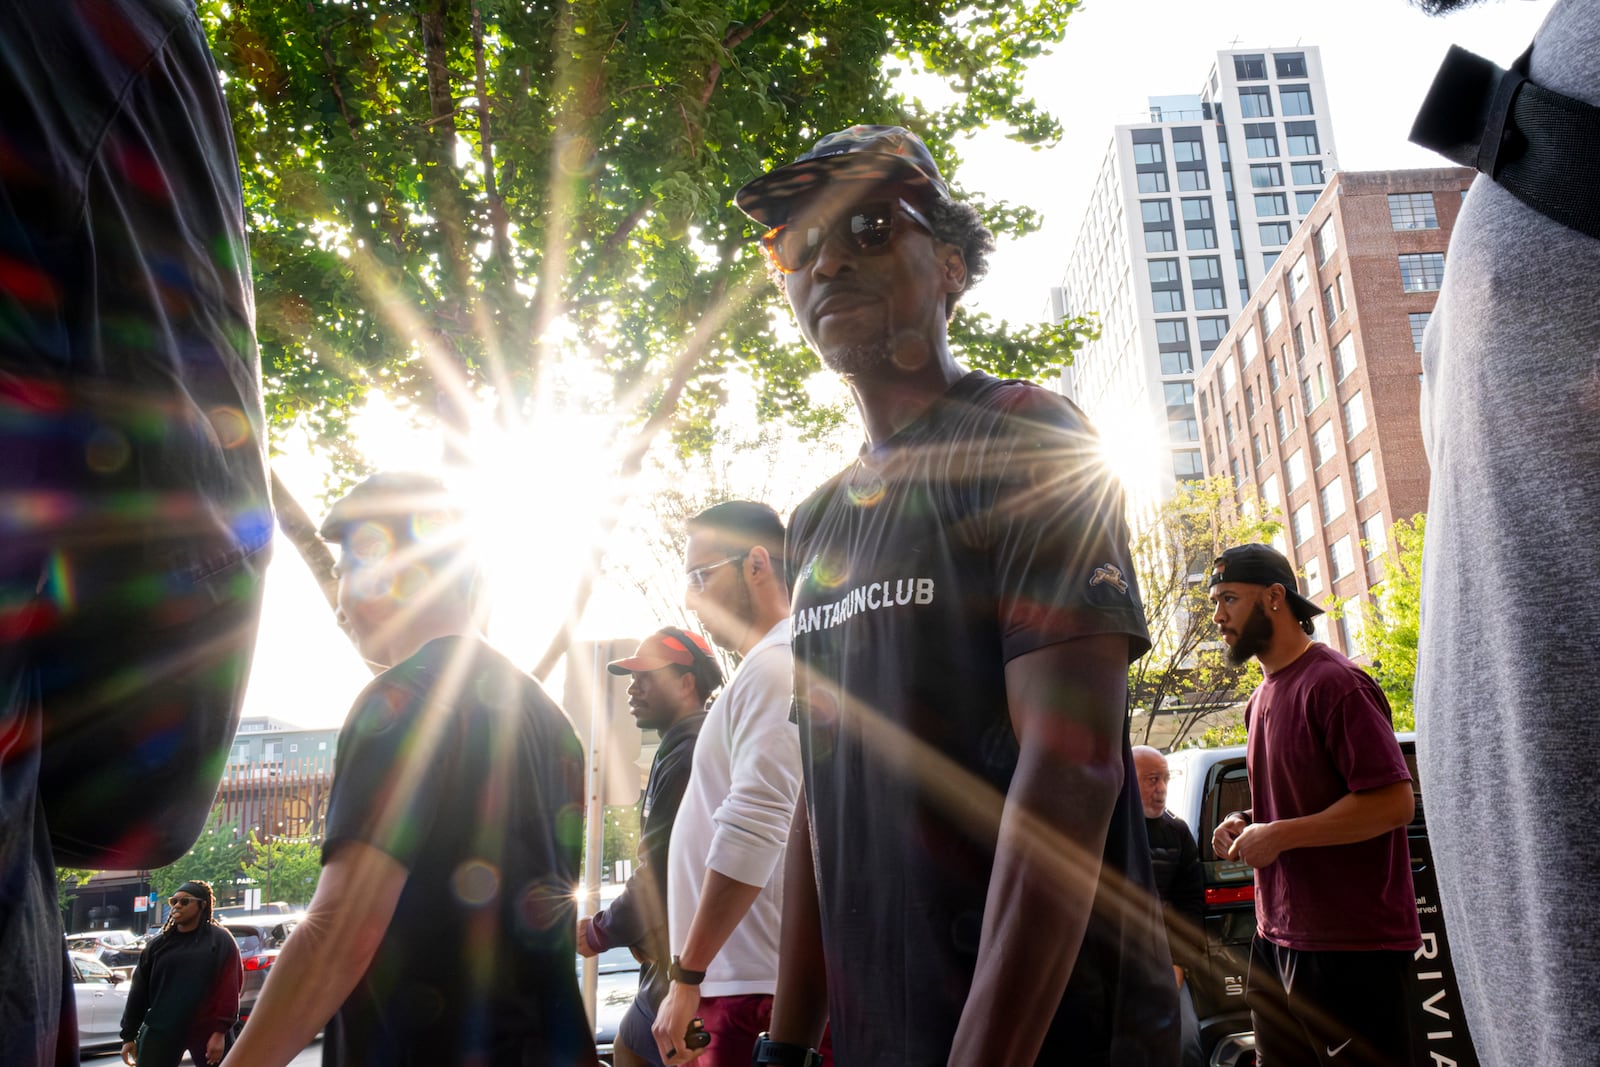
[761,198,933,274]
[685,555,745,593]
[168,896,198,907]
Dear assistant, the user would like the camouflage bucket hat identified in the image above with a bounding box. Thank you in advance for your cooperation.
[734,125,951,227]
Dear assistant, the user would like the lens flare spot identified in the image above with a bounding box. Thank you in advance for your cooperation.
[808,551,850,591]
[391,563,431,600]
[208,406,251,449]
[451,860,500,906]
[845,479,885,508]
[84,427,131,474]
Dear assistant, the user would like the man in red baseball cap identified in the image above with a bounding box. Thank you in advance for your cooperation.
[579,628,721,1067]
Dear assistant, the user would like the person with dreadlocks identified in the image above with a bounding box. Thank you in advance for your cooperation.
[118,880,242,1067]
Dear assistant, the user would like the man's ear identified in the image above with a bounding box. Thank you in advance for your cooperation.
[941,246,968,295]
[746,545,773,583]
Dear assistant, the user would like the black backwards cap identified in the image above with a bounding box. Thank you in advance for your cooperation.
[1208,542,1325,621]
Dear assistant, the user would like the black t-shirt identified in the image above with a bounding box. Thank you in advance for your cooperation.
[787,371,1177,1065]
[320,636,597,1067]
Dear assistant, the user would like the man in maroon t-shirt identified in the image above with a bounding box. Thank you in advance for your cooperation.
[1208,543,1421,1067]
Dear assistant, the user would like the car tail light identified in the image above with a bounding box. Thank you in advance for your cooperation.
[1205,884,1255,906]
[243,955,274,971]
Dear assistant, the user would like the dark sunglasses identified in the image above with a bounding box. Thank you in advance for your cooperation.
[169,896,198,906]
[761,198,933,274]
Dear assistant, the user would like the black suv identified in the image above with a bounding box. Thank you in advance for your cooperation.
[1165,736,1478,1067]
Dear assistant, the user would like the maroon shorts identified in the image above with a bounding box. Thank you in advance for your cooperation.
[696,994,833,1067]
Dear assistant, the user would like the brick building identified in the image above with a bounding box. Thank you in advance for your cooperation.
[1194,167,1472,657]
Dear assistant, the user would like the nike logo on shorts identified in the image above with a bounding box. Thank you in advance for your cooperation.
[1326,1038,1353,1057]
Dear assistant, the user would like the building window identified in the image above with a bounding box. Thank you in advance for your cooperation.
[1286,448,1306,491]
[1178,169,1209,191]
[1190,256,1225,310]
[1239,87,1273,117]
[1343,390,1368,439]
[1322,284,1339,328]
[1174,450,1204,481]
[1321,477,1346,523]
[1240,324,1260,366]
[1362,513,1388,561]
[1254,192,1289,217]
[1303,366,1328,413]
[1353,451,1377,500]
[1134,142,1165,165]
[1292,161,1325,186]
[1220,352,1238,394]
[1224,410,1236,442]
[1280,84,1313,116]
[1153,289,1184,312]
[1169,415,1200,443]
[1260,221,1293,246]
[1252,432,1267,467]
[1275,52,1308,78]
[1289,254,1310,302]
[1146,229,1177,252]
[1173,138,1205,163]
[1263,251,1280,271]
[1304,554,1324,597]
[1293,323,1307,361]
[1235,54,1268,80]
[1330,534,1355,580]
[1388,192,1439,230]
[1182,198,1213,223]
[1269,354,1282,391]
[1313,421,1337,467]
[1285,121,1320,156]
[1197,316,1229,357]
[1186,227,1218,250]
[1138,171,1169,193]
[1245,123,1279,158]
[1261,472,1281,509]
[1250,164,1284,188]
[1141,200,1171,224]
[1295,190,1320,214]
[264,740,283,763]
[1314,216,1338,264]
[1149,258,1184,312]
[1409,311,1432,352]
[1334,334,1357,382]
[1156,319,1192,375]
[1399,252,1447,292]
[1293,502,1314,546]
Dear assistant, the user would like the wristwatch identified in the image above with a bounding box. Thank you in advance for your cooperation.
[750,1034,822,1067]
[669,955,707,986]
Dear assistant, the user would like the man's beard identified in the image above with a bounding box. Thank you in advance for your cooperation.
[1408,0,1489,14]
[821,339,894,378]
[1225,601,1276,666]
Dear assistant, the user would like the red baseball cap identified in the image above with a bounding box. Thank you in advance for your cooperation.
[607,628,715,675]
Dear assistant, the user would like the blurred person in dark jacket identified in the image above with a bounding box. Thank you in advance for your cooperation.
[579,627,721,1067]
[1,3,270,1064]
[1133,746,1204,1067]
[119,880,243,1067]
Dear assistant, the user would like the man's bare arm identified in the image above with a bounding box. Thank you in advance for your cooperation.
[947,634,1130,1066]
[768,792,829,1048]
[653,869,763,1063]
[225,841,406,1067]
[1229,780,1415,868]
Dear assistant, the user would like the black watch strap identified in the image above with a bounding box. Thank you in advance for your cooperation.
[669,955,707,986]
[750,1033,822,1067]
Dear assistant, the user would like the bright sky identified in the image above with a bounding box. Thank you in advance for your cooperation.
[240,0,1552,729]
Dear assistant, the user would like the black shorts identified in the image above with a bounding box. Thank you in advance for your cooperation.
[1246,934,1414,1067]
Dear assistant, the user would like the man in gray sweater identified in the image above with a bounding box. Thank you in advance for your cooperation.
[1411,1,1600,1062]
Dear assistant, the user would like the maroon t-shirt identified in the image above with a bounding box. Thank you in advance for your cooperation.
[1245,643,1421,951]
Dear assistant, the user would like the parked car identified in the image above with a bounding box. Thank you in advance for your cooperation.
[70,952,131,1052]
[217,914,304,1023]
[65,930,143,968]
[215,901,294,920]
[1165,734,1479,1067]
[579,942,643,1064]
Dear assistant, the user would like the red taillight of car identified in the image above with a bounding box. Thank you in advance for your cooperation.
[1205,884,1255,906]
[243,955,274,971]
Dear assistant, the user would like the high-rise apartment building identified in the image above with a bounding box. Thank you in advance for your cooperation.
[1193,167,1473,658]
[1052,47,1339,505]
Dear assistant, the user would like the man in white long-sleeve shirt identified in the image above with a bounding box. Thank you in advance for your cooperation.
[651,502,822,1067]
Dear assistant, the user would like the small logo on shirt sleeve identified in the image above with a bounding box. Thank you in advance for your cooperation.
[1090,563,1129,595]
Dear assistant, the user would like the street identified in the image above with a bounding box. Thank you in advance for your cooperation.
[84,1036,322,1066]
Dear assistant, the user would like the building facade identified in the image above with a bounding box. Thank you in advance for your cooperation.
[229,714,340,772]
[1053,47,1339,505]
[1193,167,1473,656]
